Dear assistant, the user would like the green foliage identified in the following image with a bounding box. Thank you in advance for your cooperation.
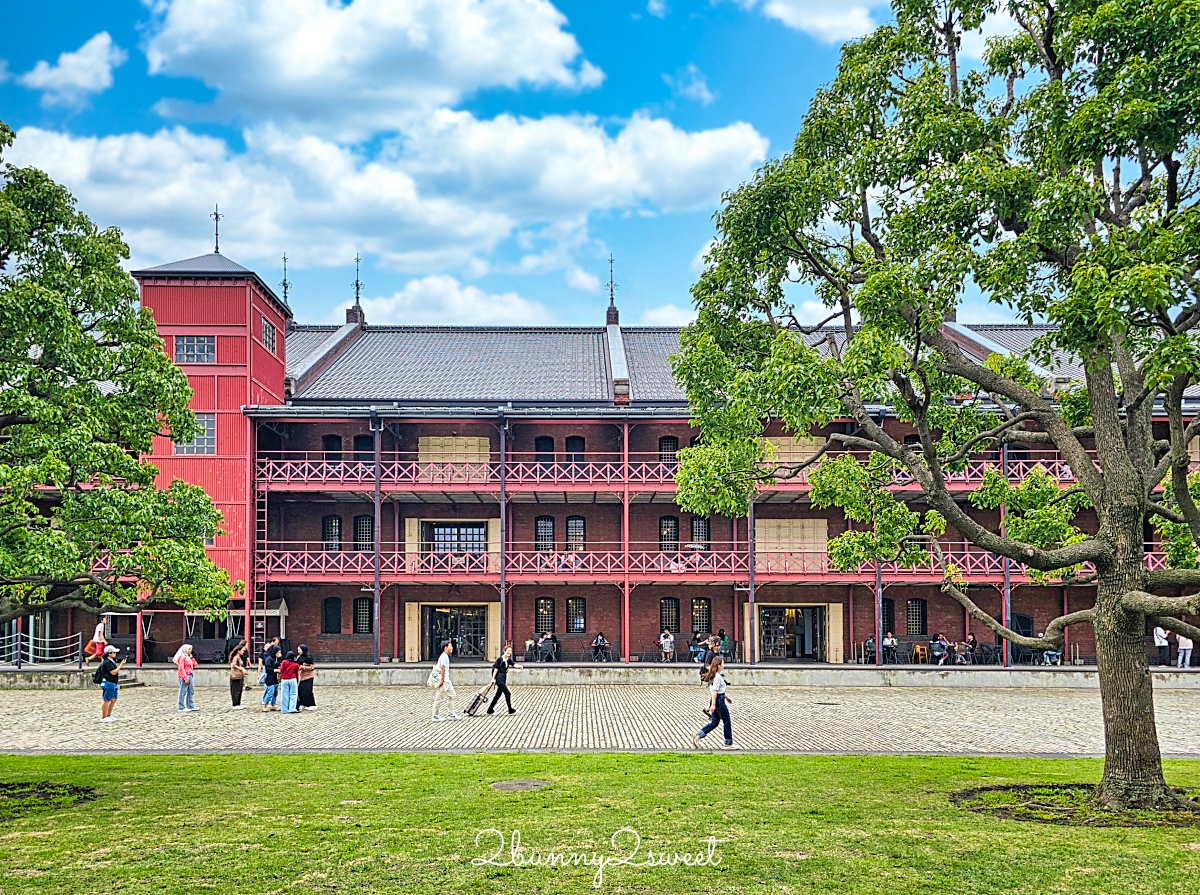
[0,121,236,623]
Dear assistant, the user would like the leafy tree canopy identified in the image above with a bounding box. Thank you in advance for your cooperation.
[673,0,1200,808]
[0,121,237,626]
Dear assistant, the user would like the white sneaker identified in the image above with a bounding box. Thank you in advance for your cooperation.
[432,715,446,722]
[692,733,702,747]
[98,717,115,723]
[724,743,741,750]
[448,713,462,720]
[231,705,244,710]
[186,707,199,712]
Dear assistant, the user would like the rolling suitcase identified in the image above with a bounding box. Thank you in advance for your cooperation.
[465,684,492,717]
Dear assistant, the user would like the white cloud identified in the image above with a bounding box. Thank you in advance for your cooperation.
[647,0,669,17]
[960,9,1018,60]
[143,0,603,140]
[640,303,696,326]
[663,64,716,106]
[16,32,127,108]
[735,0,888,43]
[690,238,717,276]
[565,267,601,292]
[357,275,550,325]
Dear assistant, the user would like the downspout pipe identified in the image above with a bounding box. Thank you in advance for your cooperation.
[498,407,507,650]
[371,406,382,666]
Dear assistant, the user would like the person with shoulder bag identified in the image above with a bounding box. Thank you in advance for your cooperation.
[699,636,719,684]
[228,643,248,708]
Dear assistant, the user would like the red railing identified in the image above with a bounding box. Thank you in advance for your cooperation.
[256,448,1113,490]
[257,540,1168,582]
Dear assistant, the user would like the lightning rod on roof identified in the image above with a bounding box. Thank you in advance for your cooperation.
[210,204,223,254]
[352,254,363,307]
[280,253,291,302]
[608,254,618,308]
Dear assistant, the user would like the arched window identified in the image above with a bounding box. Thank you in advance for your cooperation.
[565,436,585,465]
[322,515,342,551]
[353,515,374,551]
[535,597,555,634]
[353,434,373,462]
[353,597,373,634]
[659,436,679,466]
[535,436,554,466]
[535,516,555,552]
[322,598,341,635]
[906,598,928,636]
[691,597,712,635]
[881,597,895,636]
[566,516,586,552]
[566,597,586,633]
[660,597,681,633]
[659,516,679,552]
[690,517,710,549]
[322,434,343,461]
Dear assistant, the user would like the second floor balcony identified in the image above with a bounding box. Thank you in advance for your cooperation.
[255,448,1105,492]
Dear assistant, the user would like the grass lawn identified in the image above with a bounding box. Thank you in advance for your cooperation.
[1,753,1198,894]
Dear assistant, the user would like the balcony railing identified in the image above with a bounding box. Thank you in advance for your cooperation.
[256,448,1124,491]
[256,540,1166,582]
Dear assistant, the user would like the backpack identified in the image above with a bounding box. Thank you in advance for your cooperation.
[92,664,106,685]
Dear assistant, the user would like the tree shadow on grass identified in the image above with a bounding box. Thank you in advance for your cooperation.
[0,782,96,822]
[951,783,1200,828]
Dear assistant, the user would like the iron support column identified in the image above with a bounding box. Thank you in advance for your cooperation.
[372,408,382,666]
[498,408,508,650]
[747,497,756,665]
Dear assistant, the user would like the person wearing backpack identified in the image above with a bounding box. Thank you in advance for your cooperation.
[95,645,125,722]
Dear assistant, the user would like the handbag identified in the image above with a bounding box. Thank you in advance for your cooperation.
[230,664,246,681]
[426,665,442,688]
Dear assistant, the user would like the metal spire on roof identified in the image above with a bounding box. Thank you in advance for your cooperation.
[608,254,618,308]
[280,253,291,303]
[352,254,363,307]
[210,204,223,254]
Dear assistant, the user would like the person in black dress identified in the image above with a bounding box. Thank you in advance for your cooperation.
[296,643,317,710]
[487,643,523,714]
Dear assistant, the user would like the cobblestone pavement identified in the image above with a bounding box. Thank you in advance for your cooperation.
[2,683,1199,756]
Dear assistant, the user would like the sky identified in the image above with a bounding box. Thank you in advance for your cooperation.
[0,0,1012,328]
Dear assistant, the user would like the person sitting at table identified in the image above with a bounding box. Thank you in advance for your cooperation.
[1039,633,1062,665]
[881,631,899,664]
[964,632,978,657]
[659,628,675,662]
[591,631,610,661]
[689,632,704,661]
[930,632,952,666]
[954,640,971,664]
[537,632,557,662]
[717,628,729,647]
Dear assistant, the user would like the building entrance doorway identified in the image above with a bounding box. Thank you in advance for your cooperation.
[759,606,826,661]
[421,606,488,661]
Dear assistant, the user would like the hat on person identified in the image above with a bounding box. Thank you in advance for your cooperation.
[103,645,119,654]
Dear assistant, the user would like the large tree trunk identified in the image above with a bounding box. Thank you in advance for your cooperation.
[1092,556,1177,809]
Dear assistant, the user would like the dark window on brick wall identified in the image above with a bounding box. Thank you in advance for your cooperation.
[566,516,585,551]
[354,515,374,551]
[322,515,341,551]
[659,436,679,466]
[535,597,555,634]
[353,434,373,462]
[692,597,712,634]
[881,597,895,636]
[690,517,710,548]
[660,597,680,633]
[322,598,341,634]
[565,436,585,464]
[353,597,373,634]
[906,598,927,636]
[535,516,554,552]
[566,597,586,633]
[659,516,679,552]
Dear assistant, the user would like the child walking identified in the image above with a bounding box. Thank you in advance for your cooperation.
[693,656,738,749]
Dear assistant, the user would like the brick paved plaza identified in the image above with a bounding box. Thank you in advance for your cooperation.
[3,683,1200,757]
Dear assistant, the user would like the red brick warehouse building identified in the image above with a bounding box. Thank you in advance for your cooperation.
[127,250,1124,666]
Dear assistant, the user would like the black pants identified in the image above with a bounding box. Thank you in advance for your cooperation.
[488,680,513,712]
[1159,645,1170,665]
[230,677,244,707]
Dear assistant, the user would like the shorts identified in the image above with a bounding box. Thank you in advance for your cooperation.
[101,681,119,701]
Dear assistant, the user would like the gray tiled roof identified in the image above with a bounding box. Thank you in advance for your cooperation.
[960,324,1085,380]
[285,325,340,378]
[294,327,613,404]
[133,253,252,275]
[623,329,685,403]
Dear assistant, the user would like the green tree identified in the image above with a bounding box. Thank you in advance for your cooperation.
[0,121,236,629]
[674,0,1200,809]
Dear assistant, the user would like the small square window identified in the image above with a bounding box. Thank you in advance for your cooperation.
[175,335,216,364]
[262,318,277,355]
[175,413,216,455]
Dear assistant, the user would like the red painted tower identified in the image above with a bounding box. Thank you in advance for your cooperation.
[133,253,291,653]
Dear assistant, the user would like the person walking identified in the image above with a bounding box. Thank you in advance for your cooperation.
[83,618,107,667]
[96,645,125,722]
[430,640,459,721]
[174,644,198,712]
[699,636,719,683]
[228,643,248,708]
[261,645,280,712]
[296,644,317,710]
[487,643,522,714]
[1178,632,1194,669]
[693,656,737,749]
[279,651,299,714]
[1153,625,1170,665]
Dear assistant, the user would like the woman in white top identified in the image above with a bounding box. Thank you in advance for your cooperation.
[693,656,737,749]
[83,620,107,667]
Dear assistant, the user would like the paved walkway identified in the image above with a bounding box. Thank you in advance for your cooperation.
[2,684,1199,757]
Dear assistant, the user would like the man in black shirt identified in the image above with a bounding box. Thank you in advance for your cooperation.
[97,645,126,722]
[487,644,523,714]
[260,642,281,712]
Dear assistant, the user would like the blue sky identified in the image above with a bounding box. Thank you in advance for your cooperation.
[2,0,1004,327]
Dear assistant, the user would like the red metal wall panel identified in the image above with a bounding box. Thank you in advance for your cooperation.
[188,374,217,409]
[218,335,247,365]
[217,375,246,410]
[142,284,248,325]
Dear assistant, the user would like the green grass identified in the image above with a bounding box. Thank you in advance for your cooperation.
[1,754,1199,894]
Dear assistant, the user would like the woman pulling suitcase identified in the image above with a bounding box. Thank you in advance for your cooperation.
[486,643,523,715]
